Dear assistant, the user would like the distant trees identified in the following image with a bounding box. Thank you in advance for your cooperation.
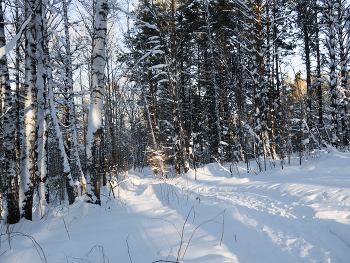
[124,0,349,172]
[126,0,292,172]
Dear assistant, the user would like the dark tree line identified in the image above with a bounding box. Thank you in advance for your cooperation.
[122,0,350,174]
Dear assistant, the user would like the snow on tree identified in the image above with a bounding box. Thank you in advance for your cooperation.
[0,0,20,224]
[20,0,37,221]
[85,0,108,205]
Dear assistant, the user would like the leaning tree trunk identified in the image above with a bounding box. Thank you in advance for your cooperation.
[36,1,76,205]
[86,0,108,205]
[47,60,76,205]
[0,0,20,224]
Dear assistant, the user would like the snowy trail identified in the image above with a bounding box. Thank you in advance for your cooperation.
[161,151,350,263]
[1,150,350,262]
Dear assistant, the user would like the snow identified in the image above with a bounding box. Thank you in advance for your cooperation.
[0,15,31,59]
[1,150,350,262]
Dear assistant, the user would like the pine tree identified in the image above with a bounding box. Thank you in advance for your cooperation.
[295,0,317,132]
[336,0,350,146]
[322,0,340,147]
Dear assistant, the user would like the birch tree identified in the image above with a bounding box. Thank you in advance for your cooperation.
[86,0,108,204]
[20,0,37,220]
[0,0,20,224]
[35,1,48,218]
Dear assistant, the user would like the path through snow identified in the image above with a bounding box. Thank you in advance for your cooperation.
[1,150,350,262]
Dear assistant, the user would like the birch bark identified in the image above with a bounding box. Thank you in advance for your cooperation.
[20,0,37,220]
[86,0,108,204]
[0,0,20,224]
[35,1,48,218]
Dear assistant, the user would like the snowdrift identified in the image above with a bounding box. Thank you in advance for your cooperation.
[1,150,350,262]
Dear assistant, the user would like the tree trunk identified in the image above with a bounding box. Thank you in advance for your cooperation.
[337,0,349,146]
[35,2,48,218]
[86,0,108,204]
[315,11,323,140]
[302,4,312,130]
[20,0,37,221]
[0,1,20,224]
[325,0,338,146]
[47,63,76,205]
[63,0,86,191]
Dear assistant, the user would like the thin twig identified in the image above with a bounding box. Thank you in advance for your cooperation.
[67,256,93,263]
[109,179,116,198]
[181,209,226,261]
[177,206,195,261]
[0,250,7,259]
[86,245,109,263]
[0,232,47,263]
[150,218,182,239]
[152,207,226,262]
[101,194,111,200]
[220,209,226,246]
[126,235,133,263]
[59,216,70,240]
[152,261,177,263]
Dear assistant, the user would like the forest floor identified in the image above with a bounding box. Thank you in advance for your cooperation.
[1,148,350,263]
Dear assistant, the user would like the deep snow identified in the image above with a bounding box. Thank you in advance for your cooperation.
[1,150,350,263]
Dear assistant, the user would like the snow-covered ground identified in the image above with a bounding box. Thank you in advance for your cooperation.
[1,149,350,263]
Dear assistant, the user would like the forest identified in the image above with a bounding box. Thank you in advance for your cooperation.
[0,0,349,226]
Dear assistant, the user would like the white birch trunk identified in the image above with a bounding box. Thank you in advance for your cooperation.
[85,0,108,204]
[0,0,20,224]
[35,2,47,218]
[20,0,37,221]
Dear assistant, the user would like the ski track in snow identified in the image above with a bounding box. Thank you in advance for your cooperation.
[1,150,350,262]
